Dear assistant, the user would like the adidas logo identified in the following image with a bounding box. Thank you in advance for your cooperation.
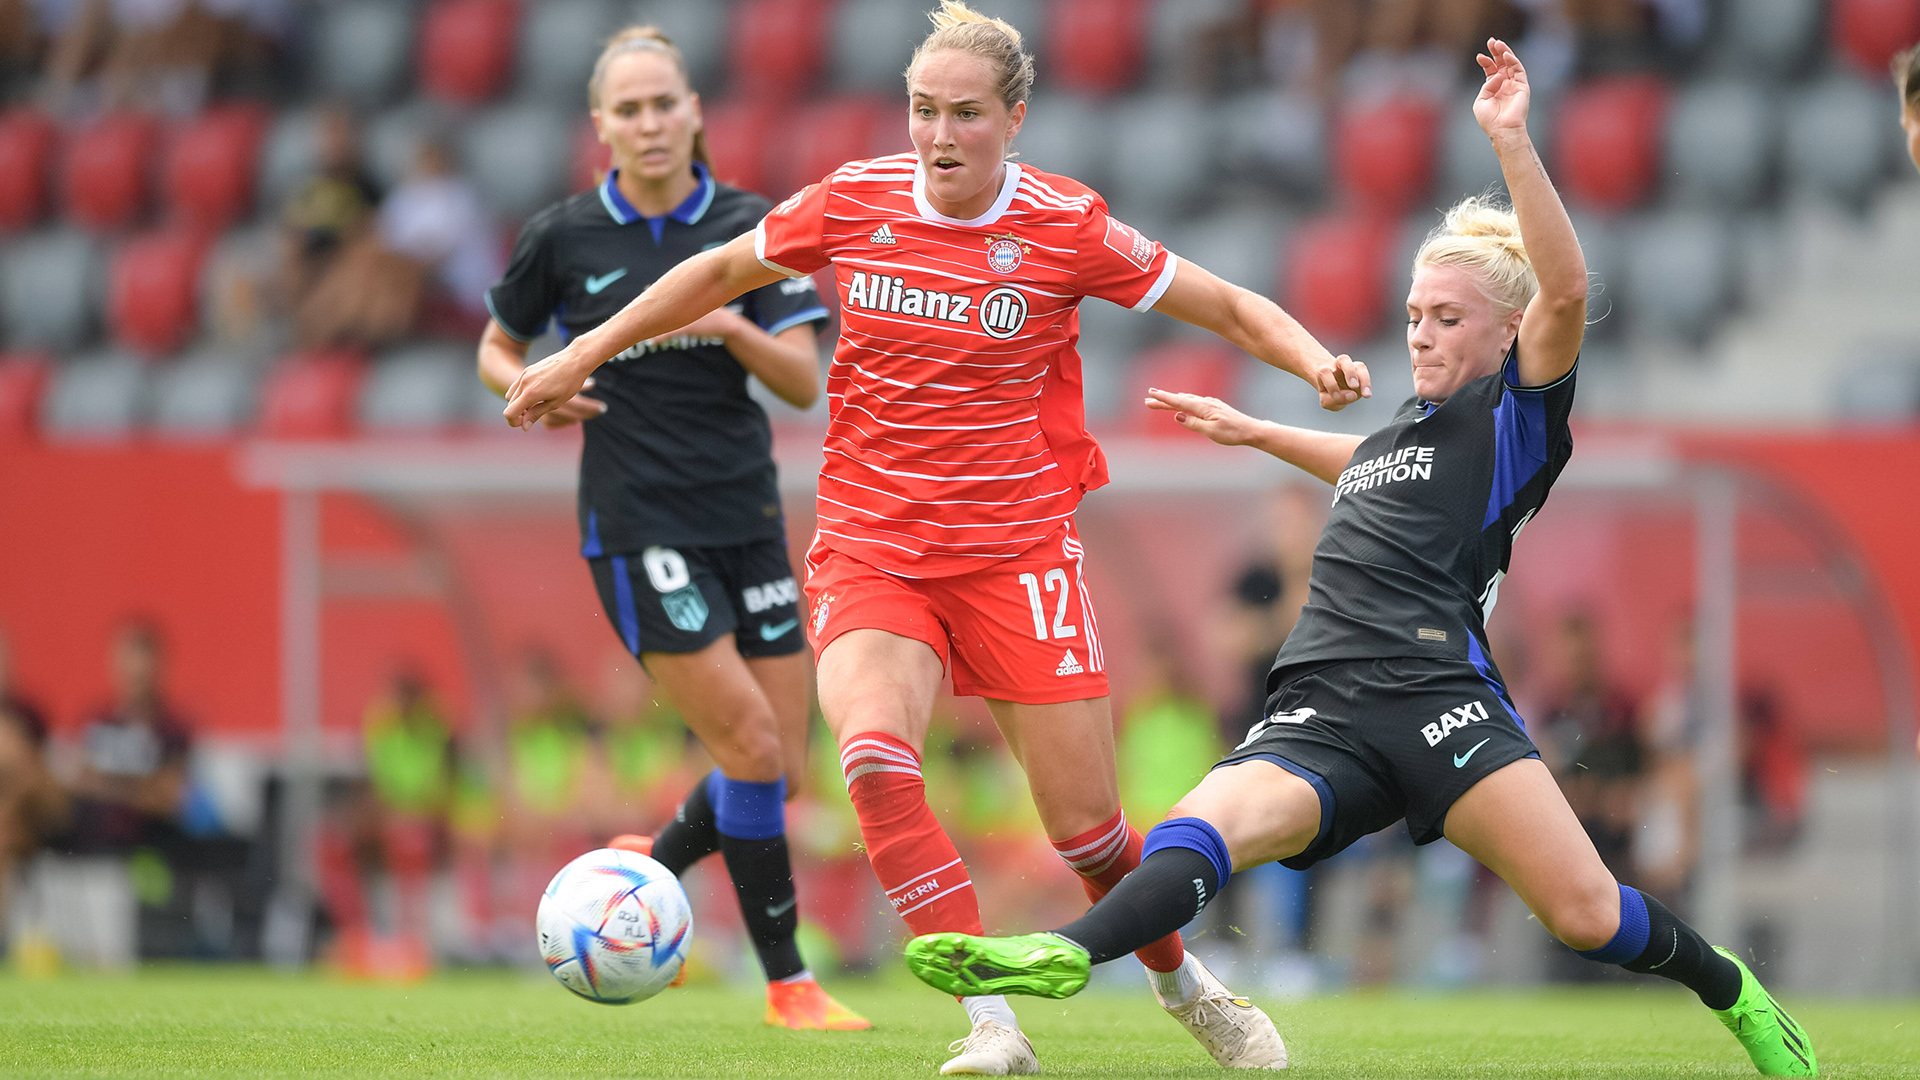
[1055,649,1084,676]
[869,223,897,245]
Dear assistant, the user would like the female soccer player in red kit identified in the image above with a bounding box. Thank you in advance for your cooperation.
[505,3,1368,1071]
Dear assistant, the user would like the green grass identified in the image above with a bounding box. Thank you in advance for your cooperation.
[0,967,1914,1078]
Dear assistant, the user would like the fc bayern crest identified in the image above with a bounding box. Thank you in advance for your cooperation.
[985,235,1025,275]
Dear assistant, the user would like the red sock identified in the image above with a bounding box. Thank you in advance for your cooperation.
[840,733,983,937]
[315,828,368,932]
[1052,809,1185,972]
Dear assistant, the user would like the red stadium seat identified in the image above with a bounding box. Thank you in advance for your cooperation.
[572,121,612,193]
[1335,96,1440,214]
[0,111,57,232]
[1283,213,1396,344]
[770,95,902,199]
[108,229,210,356]
[1047,0,1148,93]
[256,350,368,438]
[1831,0,1920,76]
[163,105,268,229]
[418,0,521,105]
[61,112,160,231]
[0,352,51,442]
[702,97,779,196]
[1124,342,1241,437]
[729,0,830,97]
[1553,75,1669,212]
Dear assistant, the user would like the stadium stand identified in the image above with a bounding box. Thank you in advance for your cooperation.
[1553,74,1669,212]
[701,97,778,196]
[830,0,924,91]
[163,106,269,230]
[1283,212,1396,344]
[1665,81,1774,208]
[463,102,573,217]
[1334,95,1440,215]
[358,343,476,433]
[150,348,263,439]
[1829,0,1920,76]
[108,229,209,357]
[1101,93,1216,213]
[519,0,621,103]
[1124,341,1241,436]
[1010,91,1108,188]
[1624,209,1736,341]
[1,228,99,350]
[1219,89,1326,198]
[0,353,49,439]
[727,0,831,97]
[311,0,416,107]
[1722,0,1823,79]
[631,0,729,87]
[771,94,902,198]
[256,350,367,439]
[40,351,147,438]
[418,0,522,106]
[1046,0,1147,93]
[1784,75,1897,205]
[60,112,159,232]
[0,110,56,232]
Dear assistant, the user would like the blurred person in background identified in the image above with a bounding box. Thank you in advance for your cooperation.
[498,647,604,941]
[477,25,861,1031]
[55,620,191,855]
[1534,612,1642,885]
[39,0,284,115]
[1634,619,1700,904]
[316,670,451,978]
[279,108,381,320]
[0,630,63,934]
[1217,485,1322,747]
[1738,686,1806,856]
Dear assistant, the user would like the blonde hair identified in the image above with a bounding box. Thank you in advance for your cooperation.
[905,1,1035,111]
[1413,196,1537,314]
[1894,41,1920,109]
[588,26,710,167]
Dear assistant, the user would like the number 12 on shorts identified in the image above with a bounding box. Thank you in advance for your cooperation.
[1017,569,1078,641]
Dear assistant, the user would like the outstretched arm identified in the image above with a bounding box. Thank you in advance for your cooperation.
[1145,389,1363,486]
[502,232,783,429]
[1476,39,1586,387]
[1151,261,1371,412]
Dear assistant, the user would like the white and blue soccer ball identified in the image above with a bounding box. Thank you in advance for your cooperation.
[537,848,693,1005]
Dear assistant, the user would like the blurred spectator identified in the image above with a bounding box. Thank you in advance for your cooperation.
[1739,685,1806,855]
[1312,0,1527,103]
[1117,635,1219,828]
[295,133,498,347]
[54,619,191,854]
[1564,0,1706,76]
[278,108,380,317]
[1533,612,1642,879]
[0,630,63,933]
[39,0,285,116]
[1215,485,1322,744]
[1634,619,1701,902]
[316,670,450,977]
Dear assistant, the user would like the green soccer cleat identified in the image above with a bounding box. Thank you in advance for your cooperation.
[905,932,1092,1000]
[1712,947,1817,1076]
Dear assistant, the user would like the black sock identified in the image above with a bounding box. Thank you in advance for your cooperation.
[1053,846,1219,965]
[1622,892,1743,1010]
[718,830,805,982]
[650,770,720,876]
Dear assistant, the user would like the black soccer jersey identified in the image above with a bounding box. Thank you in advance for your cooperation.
[1272,347,1576,687]
[486,164,830,555]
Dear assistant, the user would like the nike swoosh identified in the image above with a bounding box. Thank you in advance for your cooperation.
[1453,737,1492,768]
[583,269,628,294]
[759,618,799,640]
[765,897,797,919]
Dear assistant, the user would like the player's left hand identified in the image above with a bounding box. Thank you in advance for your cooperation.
[1311,353,1370,411]
[1145,388,1262,446]
[504,347,592,430]
[1474,38,1530,137]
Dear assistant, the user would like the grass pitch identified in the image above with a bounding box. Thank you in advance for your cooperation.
[0,966,1914,1078]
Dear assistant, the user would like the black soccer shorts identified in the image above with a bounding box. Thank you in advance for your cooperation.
[588,537,804,659]
[1215,656,1541,870]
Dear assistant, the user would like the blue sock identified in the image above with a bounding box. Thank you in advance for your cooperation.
[1576,882,1650,965]
[707,773,803,981]
[1575,884,1741,1009]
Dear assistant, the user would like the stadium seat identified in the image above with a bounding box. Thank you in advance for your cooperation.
[700,97,778,195]
[1047,0,1147,93]
[831,0,922,89]
[1832,340,1920,423]
[1438,92,1554,204]
[519,0,618,103]
[163,105,269,230]
[0,110,57,232]
[1162,208,1286,302]
[464,103,572,217]
[1123,341,1241,436]
[727,0,830,97]
[1624,210,1734,341]
[108,230,210,357]
[150,347,261,438]
[1721,0,1821,79]
[768,95,902,198]
[256,350,367,438]
[572,121,612,193]
[1334,96,1439,215]
[1011,92,1108,189]
[1553,75,1670,212]
[365,102,439,192]
[359,343,473,432]
[40,351,147,439]
[1145,0,1240,87]
[1,228,100,349]
[60,112,160,231]
[0,352,50,440]
[1100,94,1215,214]
[632,0,730,88]
[1830,0,1920,77]
[1566,210,1625,337]
[1783,75,1894,205]
[1665,81,1774,208]
[312,0,415,105]
[1283,213,1396,344]
[1219,89,1325,198]
[419,0,521,105]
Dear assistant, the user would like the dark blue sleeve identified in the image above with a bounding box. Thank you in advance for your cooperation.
[1485,345,1577,529]
[743,272,831,337]
[485,209,560,342]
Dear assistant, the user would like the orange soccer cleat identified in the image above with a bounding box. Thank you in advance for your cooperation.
[607,833,653,856]
[764,977,872,1031]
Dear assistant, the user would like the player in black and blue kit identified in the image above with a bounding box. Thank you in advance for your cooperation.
[904,41,1817,1075]
[477,26,866,1030]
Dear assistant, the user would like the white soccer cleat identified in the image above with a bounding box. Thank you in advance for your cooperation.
[938,1019,1040,1075]
[1151,957,1289,1069]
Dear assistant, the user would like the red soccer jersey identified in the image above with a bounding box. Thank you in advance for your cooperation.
[754,153,1179,578]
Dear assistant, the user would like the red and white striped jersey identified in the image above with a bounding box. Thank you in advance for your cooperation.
[754,153,1179,578]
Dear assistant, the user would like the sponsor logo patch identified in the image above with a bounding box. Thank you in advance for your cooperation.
[1055,649,1084,676]
[1421,700,1490,747]
[1103,217,1157,271]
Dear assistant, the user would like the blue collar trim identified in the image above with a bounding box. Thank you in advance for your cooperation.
[600,162,715,229]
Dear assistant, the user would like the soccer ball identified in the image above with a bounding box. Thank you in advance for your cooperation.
[536,848,693,1004]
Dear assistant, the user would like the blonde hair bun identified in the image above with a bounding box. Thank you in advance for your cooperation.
[1415,195,1538,313]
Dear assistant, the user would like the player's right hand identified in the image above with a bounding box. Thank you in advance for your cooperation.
[1145,388,1261,446]
[504,348,592,430]
[1312,353,1370,412]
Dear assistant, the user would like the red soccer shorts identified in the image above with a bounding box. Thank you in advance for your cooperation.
[803,521,1109,704]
